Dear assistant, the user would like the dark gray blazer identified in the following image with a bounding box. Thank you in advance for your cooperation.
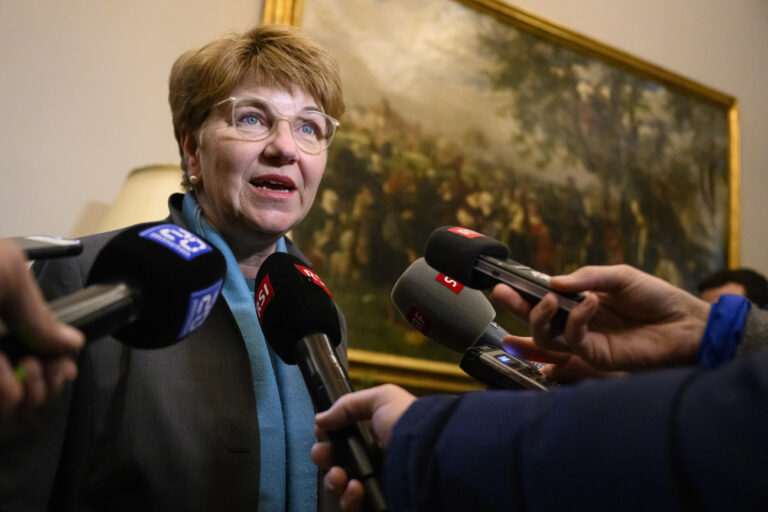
[0,194,343,511]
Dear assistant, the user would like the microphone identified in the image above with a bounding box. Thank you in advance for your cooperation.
[391,258,499,353]
[255,252,388,512]
[0,222,226,364]
[9,235,83,260]
[424,226,586,333]
[391,258,553,391]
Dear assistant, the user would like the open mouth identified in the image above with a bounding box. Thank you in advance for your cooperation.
[250,175,296,193]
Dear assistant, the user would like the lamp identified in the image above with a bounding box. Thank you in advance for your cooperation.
[98,164,184,232]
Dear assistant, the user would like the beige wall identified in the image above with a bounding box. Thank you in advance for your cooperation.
[1,0,765,275]
[0,0,262,235]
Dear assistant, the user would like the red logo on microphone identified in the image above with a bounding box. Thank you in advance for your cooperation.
[295,264,334,297]
[448,226,485,239]
[435,273,464,294]
[255,274,274,321]
[406,306,431,335]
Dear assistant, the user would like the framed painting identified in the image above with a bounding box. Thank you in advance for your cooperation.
[264,0,739,394]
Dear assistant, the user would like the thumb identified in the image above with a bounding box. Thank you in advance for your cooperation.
[316,387,380,431]
[502,335,572,365]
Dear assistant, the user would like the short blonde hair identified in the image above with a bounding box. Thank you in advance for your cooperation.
[169,24,345,180]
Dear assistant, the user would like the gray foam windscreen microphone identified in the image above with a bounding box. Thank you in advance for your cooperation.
[391,257,496,353]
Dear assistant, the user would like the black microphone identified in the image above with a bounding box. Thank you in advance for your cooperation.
[424,226,586,333]
[391,258,553,391]
[0,222,226,364]
[255,252,388,512]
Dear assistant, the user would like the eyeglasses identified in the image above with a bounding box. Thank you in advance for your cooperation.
[215,96,340,154]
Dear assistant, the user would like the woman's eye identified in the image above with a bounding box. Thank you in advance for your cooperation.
[236,109,268,128]
[297,118,325,139]
[300,123,317,135]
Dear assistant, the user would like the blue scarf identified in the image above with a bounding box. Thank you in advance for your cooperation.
[182,193,317,511]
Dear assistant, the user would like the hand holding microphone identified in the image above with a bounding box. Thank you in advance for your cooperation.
[0,222,226,365]
[314,384,415,512]
[255,253,388,512]
[0,238,84,416]
[492,264,712,374]
[425,226,712,374]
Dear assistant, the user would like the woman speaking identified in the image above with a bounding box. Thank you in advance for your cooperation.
[0,25,345,512]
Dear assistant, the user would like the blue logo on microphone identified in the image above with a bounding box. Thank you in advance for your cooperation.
[178,279,223,339]
[139,224,212,260]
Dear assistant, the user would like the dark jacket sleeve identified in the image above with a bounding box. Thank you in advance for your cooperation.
[385,350,768,511]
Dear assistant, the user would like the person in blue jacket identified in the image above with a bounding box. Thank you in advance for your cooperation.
[312,264,768,511]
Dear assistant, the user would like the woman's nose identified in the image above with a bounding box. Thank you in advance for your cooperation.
[263,119,298,161]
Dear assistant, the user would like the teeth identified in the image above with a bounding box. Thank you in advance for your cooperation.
[252,179,292,191]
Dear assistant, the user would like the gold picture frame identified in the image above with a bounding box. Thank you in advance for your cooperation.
[262,0,304,26]
[264,0,739,395]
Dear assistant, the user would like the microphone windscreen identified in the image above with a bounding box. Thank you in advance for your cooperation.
[391,258,496,353]
[424,226,509,289]
[87,222,225,348]
[255,252,341,364]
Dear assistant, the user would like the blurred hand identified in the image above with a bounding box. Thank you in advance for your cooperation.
[312,384,416,512]
[0,239,84,417]
[492,264,710,376]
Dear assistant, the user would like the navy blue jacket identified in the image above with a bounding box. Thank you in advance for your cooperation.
[386,328,768,510]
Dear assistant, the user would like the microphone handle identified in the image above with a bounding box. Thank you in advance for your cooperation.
[474,321,507,351]
[474,255,585,332]
[0,282,138,365]
[295,333,388,512]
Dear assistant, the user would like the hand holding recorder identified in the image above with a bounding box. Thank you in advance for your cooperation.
[425,226,712,375]
[493,264,712,374]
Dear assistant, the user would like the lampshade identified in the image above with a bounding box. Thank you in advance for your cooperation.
[98,164,185,233]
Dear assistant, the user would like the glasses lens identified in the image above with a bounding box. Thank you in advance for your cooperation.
[291,112,336,153]
[232,98,272,139]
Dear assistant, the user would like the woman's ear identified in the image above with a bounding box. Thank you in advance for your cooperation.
[180,130,201,176]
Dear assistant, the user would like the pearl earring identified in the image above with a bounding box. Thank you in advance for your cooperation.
[189,175,200,185]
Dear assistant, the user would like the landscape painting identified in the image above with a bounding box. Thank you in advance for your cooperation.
[273,0,738,391]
